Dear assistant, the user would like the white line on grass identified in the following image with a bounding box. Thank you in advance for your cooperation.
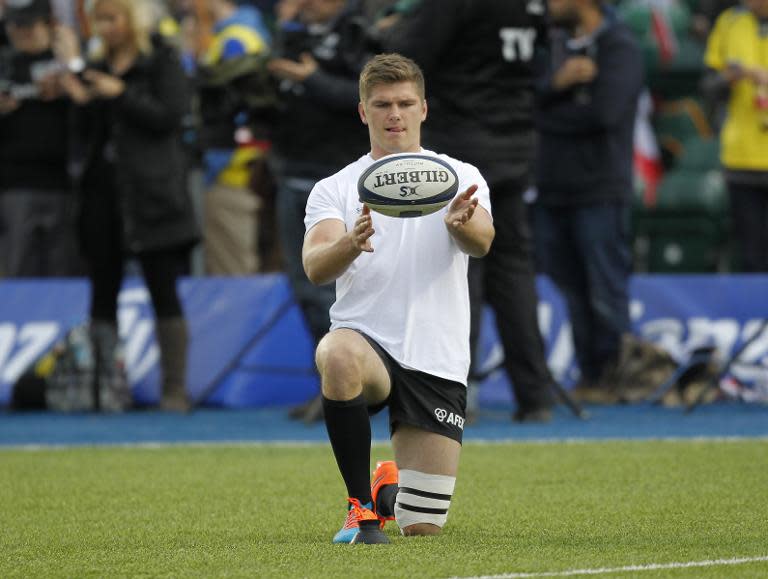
[2,435,768,452]
[449,555,768,579]
[464,435,768,446]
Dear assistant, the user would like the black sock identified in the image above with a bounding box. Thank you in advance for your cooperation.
[322,394,373,505]
[376,484,398,518]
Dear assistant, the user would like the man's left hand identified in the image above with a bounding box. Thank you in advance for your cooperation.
[444,185,479,231]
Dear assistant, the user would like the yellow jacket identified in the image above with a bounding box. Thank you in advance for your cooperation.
[704,7,768,170]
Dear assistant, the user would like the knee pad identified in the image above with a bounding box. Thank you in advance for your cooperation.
[394,469,456,530]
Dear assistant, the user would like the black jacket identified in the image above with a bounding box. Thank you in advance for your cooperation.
[73,38,199,254]
[534,8,644,206]
[270,2,373,180]
[381,0,547,186]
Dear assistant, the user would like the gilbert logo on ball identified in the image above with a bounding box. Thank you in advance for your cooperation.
[357,153,459,218]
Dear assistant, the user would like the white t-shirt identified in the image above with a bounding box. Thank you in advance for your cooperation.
[304,149,492,385]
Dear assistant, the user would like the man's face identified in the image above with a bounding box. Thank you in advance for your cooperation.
[301,0,345,25]
[206,0,231,20]
[5,18,51,54]
[359,81,427,160]
[547,0,580,28]
[746,0,768,19]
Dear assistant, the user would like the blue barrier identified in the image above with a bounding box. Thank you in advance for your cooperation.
[1,275,767,408]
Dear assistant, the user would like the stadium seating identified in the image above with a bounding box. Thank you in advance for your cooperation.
[633,140,730,273]
[617,1,706,98]
[653,97,713,162]
[616,1,734,272]
[674,137,720,171]
[650,37,707,100]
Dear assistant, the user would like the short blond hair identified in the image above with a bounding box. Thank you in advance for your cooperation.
[359,53,425,102]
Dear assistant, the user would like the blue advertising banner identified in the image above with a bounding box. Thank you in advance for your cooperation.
[477,275,768,405]
[1,275,767,408]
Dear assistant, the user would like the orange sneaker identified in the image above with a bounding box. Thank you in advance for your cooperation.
[332,498,389,544]
[371,460,398,526]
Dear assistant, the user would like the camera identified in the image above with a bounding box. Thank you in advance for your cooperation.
[66,57,90,83]
[0,78,38,100]
[272,20,311,60]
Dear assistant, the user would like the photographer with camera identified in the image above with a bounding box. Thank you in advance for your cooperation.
[267,0,373,422]
[0,0,81,277]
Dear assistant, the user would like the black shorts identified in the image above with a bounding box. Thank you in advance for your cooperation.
[358,332,467,444]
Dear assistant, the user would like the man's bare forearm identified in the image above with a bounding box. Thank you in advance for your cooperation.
[449,219,495,257]
[303,234,362,285]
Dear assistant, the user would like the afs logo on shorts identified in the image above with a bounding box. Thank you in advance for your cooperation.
[434,407,465,430]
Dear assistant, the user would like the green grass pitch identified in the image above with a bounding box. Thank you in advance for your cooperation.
[1,440,767,578]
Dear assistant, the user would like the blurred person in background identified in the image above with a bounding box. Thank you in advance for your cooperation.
[0,0,82,278]
[702,0,768,272]
[1,1,8,49]
[359,0,397,22]
[198,0,271,276]
[57,0,200,411]
[165,0,199,72]
[379,0,559,423]
[267,0,373,422]
[533,0,644,403]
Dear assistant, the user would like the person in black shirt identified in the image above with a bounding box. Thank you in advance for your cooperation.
[0,9,9,50]
[0,0,81,277]
[380,0,559,422]
[267,0,373,422]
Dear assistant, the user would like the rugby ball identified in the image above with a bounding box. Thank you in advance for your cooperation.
[357,154,459,218]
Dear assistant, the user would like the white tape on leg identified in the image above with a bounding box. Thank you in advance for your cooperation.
[394,469,456,530]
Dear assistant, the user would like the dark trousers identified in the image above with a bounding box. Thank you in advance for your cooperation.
[81,189,189,323]
[728,181,768,272]
[0,188,83,277]
[532,201,631,382]
[275,174,335,345]
[88,247,190,323]
[469,184,554,411]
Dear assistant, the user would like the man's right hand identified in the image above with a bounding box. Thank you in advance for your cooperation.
[303,207,375,285]
[553,56,598,91]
